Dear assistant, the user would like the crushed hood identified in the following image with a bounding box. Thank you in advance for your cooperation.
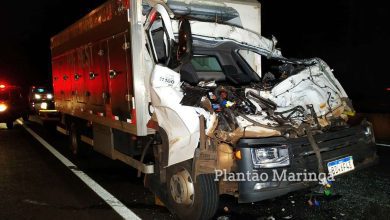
[246,58,352,129]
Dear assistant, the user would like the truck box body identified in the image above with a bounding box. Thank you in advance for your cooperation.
[51,0,138,134]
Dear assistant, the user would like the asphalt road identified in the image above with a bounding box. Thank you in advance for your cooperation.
[0,119,389,220]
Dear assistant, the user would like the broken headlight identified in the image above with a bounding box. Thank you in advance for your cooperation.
[250,145,290,168]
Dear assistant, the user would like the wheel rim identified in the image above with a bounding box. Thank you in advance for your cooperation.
[169,168,195,206]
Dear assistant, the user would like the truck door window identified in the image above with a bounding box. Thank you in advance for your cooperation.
[149,20,168,63]
[145,5,175,66]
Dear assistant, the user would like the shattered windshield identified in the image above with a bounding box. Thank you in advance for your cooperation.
[191,56,223,72]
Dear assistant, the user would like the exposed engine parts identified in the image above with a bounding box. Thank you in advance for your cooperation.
[180,58,354,144]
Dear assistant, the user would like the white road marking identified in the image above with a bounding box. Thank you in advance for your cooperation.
[17,120,141,220]
[377,143,390,147]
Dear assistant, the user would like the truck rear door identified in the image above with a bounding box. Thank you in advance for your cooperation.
[52,59,63,101]
[65,53,74,101]
[87,41,108,107]
[74,47,89,103]
[107,32,132,121]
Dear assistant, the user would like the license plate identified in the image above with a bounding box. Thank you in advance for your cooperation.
[327,156,355,176]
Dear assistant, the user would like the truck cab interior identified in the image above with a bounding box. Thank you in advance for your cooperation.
[179,41,308,89]
[148,15,298,88]
[179,42,263,86]
[149,21,262,86]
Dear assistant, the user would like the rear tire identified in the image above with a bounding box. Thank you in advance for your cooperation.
[167,160,219,220]
[6,121,14,129]
[69,123,81,155]
[69,122,88,157]
[22,113,29,121]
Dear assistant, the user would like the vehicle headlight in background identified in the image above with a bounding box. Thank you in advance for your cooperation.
[34,94,41,99]
[251,145,290,168]
[40,102,48,110]
[46,94,53,99]
[0,103,7,112]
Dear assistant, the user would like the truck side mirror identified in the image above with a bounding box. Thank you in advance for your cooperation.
[177,19,193,65]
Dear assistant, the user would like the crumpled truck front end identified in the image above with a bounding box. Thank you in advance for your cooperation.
[168,22,378,203]
[144,3,377,217]
[236,121,377,203]
[176,55,378,202]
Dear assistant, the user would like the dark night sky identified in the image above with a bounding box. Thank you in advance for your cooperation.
[0,0,389,112]
[0,0,105,85]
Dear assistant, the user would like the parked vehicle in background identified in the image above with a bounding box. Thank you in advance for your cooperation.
[0,84,29,129]
[28,85,58,121]
[51,0,377,219]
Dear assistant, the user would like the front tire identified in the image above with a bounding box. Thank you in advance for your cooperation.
[167,160,219,220]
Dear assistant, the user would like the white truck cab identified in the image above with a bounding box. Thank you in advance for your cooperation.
[51,1,377,219]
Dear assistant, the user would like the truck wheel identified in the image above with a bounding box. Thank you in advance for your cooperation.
[167,160,219,220]
[22,113,29,121]
[69,123,87,156]
[69,123,81,155]
[6,121,14,129]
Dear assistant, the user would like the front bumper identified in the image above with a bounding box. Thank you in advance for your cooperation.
[31,100,55,112]
[30,101,59,121]
[38,109,60,121]
[236,123,378,203]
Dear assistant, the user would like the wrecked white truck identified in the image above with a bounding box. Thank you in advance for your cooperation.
[51,0,377,219]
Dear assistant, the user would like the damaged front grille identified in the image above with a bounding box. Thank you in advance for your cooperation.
[237,124,375,172]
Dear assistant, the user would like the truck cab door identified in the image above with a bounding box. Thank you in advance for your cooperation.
[145,6,203,166]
